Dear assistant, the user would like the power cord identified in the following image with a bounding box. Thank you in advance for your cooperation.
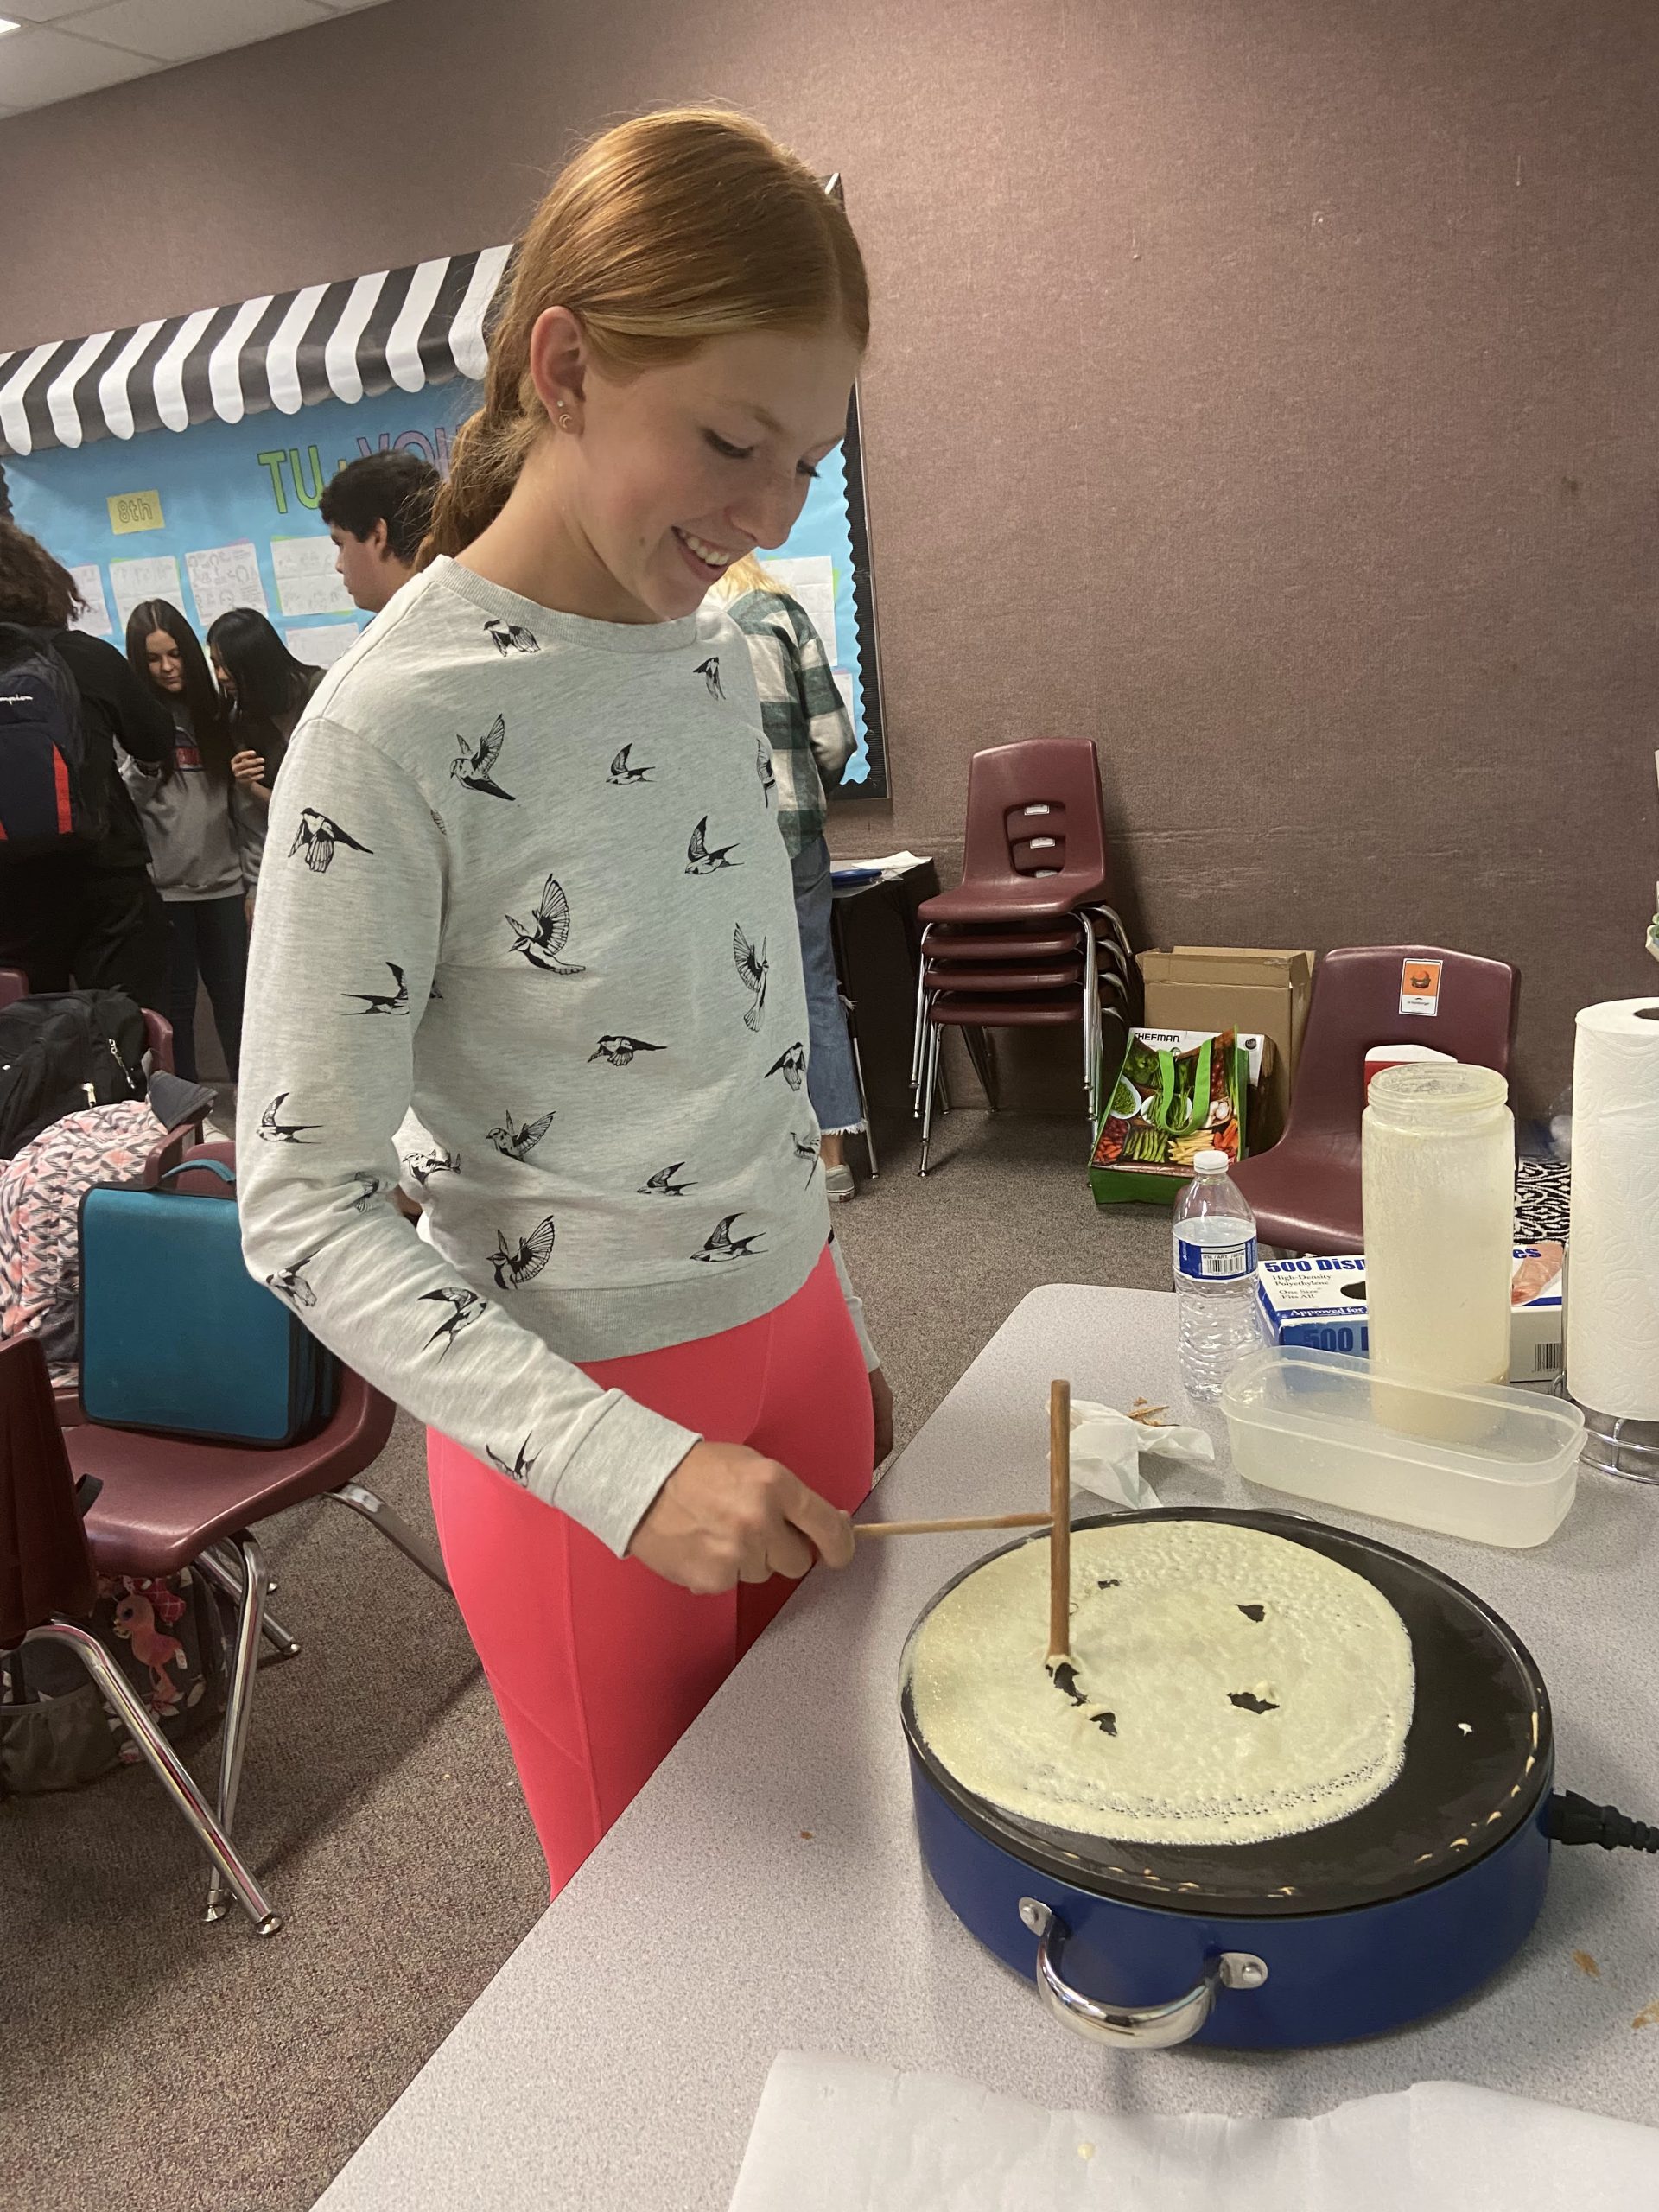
[1546,1790,1659,1853]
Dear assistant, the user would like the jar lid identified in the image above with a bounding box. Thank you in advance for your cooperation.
[1367,1062,1508,1117]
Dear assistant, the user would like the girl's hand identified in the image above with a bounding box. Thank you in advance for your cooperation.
[230,748,266,786]
[628,1440,855,1595]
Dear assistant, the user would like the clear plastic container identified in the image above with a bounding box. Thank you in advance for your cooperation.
[1363,1063,1514,1398]
[1221,1344,1584,1548]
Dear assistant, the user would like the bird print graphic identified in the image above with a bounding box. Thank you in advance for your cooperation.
[505,874,585,973]
[766,1042,808,1091]
[589,1035,666,1068]
[289,809,373,874]
[342,962,409,1016]
[419,1285,486,1353]
[452,715,515,802]
[607,744,652,785]
[265,1261,317,1308]
[734,924,768,1031]
[485,618,539,656]
[755,734,777,808]
[686,816,740,875]
[404,1147,460,1186]
[792,1131,821,1187]
[692,1214,764,1263]
[639,1162,695,1197]
[486,1435,539,1485]
[487,1108,556,1160]
[259,1091,321,1144]
[489,1214,557,1290]
[693,655,724,699]
[348,1172,385,1212]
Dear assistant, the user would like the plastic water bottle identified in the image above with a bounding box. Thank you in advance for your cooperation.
[1173,1148,1262,1402]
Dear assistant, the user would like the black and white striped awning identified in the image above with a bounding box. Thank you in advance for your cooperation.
[0,243,515,460]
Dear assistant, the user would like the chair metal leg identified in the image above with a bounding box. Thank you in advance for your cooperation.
[845,1010,879,1178]
[26,1621,280,1935]
[918,1017,943,1176]
[205,1529,267,1923]
[1082,918,1100,1124]
[910,931,932,1108]
[323,1484,452,1592]
[199,1543,300,1660]
[962,1023,999,1109]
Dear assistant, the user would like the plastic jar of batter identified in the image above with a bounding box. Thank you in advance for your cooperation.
[1363,1064,1514,1408]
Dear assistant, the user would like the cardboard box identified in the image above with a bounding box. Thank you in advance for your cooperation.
[1256,1249,1565,1383]
[1138,948,1315,1149]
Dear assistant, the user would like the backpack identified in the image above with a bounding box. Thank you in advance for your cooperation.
[0,1096,166,1374]
[0,1565,229,1795]
[0,622,99,857]
[0,990,149,1160]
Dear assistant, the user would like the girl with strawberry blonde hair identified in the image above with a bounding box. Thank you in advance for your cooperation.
[238,109,887,1890]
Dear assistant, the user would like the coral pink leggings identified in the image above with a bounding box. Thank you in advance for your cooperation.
[428,1249,873,1894]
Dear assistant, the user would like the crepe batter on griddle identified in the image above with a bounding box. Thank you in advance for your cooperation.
[908,1521,1414,1847]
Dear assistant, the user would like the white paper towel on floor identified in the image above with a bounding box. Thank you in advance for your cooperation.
[729,2053,1659,2211]
[1566,998,1659,1419]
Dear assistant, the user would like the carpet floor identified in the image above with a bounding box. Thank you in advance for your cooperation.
[0,1107,1172,2211]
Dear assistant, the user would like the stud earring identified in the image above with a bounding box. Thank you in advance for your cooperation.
[556,406,575,431]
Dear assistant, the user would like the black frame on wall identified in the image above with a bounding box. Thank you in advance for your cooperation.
[826,174,888,805]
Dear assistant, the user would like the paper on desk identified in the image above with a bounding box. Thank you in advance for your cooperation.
[831,850,931,879]
[1068,1396,1213,1510]
[730,2054,1659,2212]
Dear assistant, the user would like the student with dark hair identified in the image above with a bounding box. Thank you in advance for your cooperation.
[319,451,441,614]
[207,608,323,807]
[0,520,172,1006]
[123,599,262,1082]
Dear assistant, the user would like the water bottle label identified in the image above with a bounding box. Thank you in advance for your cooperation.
[1177,1236,1256,1282]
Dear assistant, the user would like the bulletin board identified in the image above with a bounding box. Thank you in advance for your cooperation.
[0,235,888,795]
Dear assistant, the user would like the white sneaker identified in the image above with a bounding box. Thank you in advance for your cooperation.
[823,1163,855,1203]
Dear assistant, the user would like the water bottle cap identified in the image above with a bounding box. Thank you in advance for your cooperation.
[1194,1148,1230,1173]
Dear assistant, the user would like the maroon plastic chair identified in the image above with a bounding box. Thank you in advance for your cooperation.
[64,1137,442,1923]
[1229,945,1519,1255]
[918,741,1112,925]
[0,1336,278,1931]
[0,966,174,1071]
[69,1365,401,1923]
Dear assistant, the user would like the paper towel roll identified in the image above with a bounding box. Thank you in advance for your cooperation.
[1566,998,1659,1419]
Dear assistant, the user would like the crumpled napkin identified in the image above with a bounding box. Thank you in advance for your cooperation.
[1067,1396,1214,1510]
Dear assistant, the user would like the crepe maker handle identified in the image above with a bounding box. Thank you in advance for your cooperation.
[1018,1897,1268,2048]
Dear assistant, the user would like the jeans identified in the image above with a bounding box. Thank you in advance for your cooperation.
[164,895,248,1083]
[790,835,864,1134]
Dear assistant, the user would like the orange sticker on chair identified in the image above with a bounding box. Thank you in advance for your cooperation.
[1400,959,1443,1017]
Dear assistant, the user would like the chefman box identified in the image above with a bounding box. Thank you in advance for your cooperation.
[1256,1249,1565,1383]
[1137,948,1315,1150]
[1089,1027,1252,1207]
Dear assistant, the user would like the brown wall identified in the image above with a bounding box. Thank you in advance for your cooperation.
[3,0,1656,1110]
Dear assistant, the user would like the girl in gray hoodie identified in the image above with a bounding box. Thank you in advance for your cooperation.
[123,599,263,1082]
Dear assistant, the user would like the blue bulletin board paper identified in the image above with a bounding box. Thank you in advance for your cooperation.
[8,382,885,790]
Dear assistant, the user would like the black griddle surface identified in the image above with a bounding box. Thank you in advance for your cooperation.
[899,1508,1551,1919]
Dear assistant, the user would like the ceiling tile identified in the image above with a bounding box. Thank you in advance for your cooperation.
[69,0,332,62]
[0,22,156,100]
[0,4,111,22]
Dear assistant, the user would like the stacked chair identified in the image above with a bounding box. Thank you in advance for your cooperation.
[912,740,1135,1175]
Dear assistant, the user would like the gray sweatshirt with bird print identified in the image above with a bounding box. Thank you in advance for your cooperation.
[237,556,865,1554]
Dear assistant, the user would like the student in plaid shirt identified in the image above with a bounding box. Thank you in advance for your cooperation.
[714,556,864,1198]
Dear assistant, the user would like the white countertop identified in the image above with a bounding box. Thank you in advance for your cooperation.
[314,1287,1659,2210]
